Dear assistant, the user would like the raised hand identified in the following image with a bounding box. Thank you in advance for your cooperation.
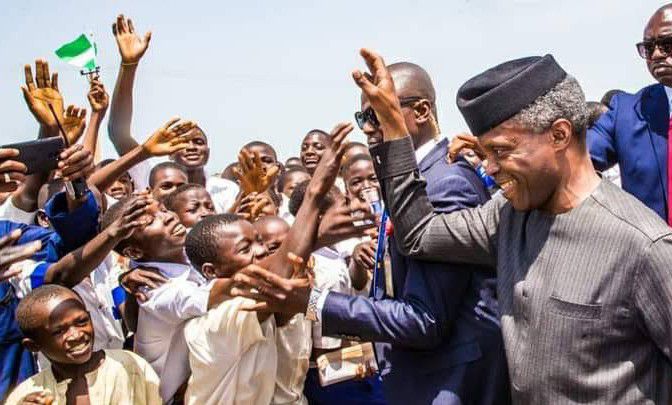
[0,148,27,193]
[56,144,94,182]
[20,59,63,130]
[112,14,152,64]
[234,149,280,194]
[352,49,408,140]
[62,105,87,145]
[235,192,275,221]
[87,80,109,114]
[316,196,374,249]
[142,117,196,156]
[447,133,485,163]
[106,192,153,240]
[0,229,42,282]
[308,122,353,197]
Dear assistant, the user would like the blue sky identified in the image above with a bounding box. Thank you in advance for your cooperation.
[0,0,662,171]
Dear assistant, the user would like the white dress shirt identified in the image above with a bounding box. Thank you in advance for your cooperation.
[184,296,277,405]
[134,261,209,402]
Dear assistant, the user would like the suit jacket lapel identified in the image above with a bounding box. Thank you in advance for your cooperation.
[637,83,669,205]
[418,138,449,173]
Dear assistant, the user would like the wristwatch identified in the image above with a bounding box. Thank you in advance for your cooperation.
[305,287,323,322]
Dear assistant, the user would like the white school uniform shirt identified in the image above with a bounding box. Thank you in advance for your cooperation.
[272,314,312,405]
[128,160,239,213]
[311,246,352,349]
[134,261,209,402]
[184,295,277,405]
[0,197,36,224]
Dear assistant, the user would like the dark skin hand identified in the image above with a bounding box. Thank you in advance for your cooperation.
[231,123,371,314]
[0,148,27,193]
[0,230,41,282]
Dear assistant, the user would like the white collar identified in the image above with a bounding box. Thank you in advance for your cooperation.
[665,86,672,117]
[414,137,440,163]
[131,260,193,280]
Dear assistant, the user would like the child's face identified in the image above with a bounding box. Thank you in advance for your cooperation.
[172,188,216,228]
[152,168,188,200]
[210,220,269,278]
[125,201,188,262]
[171,130,210,169]
[344,160,380,202]
[105,172,134,200]
[254,218,289,254]
[29,292,95,365]
[244,145,278,175]
[282,171,310,198]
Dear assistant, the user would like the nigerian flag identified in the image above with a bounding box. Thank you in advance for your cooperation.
[55,34,98,71]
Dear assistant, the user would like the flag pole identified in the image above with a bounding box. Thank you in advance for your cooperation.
[80,66,100,83]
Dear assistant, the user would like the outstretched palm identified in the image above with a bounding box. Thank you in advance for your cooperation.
[21,60,64,129]
[113,14,152,63]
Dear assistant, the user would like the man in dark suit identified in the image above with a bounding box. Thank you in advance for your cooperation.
[588,3,672,222]
[244,63,511,404]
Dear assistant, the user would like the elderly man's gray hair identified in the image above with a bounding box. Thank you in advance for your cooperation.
[510,76,589,139]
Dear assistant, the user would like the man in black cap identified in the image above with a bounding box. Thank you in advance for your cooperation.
[231,49,672,403]
[348,48,672,403]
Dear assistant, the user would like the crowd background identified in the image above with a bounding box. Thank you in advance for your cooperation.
[0,0,659,168]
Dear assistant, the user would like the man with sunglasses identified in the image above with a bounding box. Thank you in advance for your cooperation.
[589,3,672,223]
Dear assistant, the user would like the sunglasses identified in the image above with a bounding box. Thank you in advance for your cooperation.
[354,96,427,130]
[636,36,672,59]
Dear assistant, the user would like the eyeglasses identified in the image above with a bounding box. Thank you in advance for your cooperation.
[636,36,672,59]
[354,96,427,130]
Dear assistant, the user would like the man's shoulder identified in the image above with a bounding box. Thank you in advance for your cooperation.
[592,180,672,242]
[612,83,662,108]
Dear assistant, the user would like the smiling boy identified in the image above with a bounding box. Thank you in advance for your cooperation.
[6,284,160,405]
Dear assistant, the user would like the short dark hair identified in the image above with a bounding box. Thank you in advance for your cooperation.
[163,183,208,212]
[278,166,308,192]
[600,89,624,108]
[149,162,187,188]
[341,153,372,176]
[243,141,278,161]
[16,284,82,339]
[185,213,243,270]
[586,101,608,129]
[306,129,330,138]
[288,180,338,217]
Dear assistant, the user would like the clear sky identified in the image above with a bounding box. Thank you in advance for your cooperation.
[0,0,663,171]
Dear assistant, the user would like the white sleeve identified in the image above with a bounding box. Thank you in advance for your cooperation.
[127,158,166,191]
[142,281,209,324]
[0,197,36,224]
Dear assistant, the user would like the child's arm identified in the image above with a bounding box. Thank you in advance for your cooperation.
[108,14,151,156]
[88,118,195,193]
[44,194,151,287]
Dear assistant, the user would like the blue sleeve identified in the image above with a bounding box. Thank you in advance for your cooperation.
[429,171,485,214]
[587,96,619,171]
[321,260,469,350]
[0,220,57,262]
[44,190,100,256]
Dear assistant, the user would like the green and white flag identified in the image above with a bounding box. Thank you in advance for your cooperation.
[55,34,98,71]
